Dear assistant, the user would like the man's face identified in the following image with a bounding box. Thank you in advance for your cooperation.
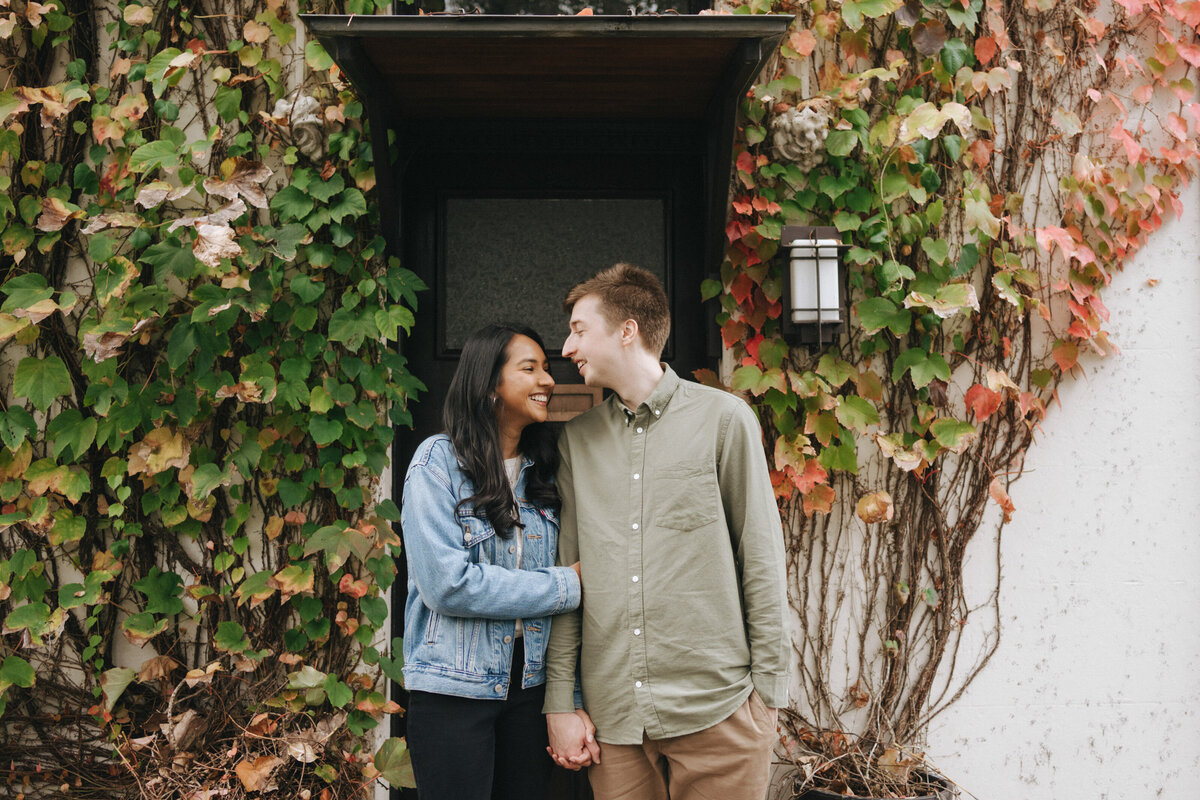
[562,294,624,389]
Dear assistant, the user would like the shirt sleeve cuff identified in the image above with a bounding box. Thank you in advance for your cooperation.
[543,681,579,714]
[752,673,789,709]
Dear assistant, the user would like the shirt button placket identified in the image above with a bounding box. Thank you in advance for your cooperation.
[629,407,649,723]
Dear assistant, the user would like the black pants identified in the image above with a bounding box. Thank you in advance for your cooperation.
[407,647,552,800]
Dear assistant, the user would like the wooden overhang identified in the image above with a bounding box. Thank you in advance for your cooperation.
[301,13,792,275]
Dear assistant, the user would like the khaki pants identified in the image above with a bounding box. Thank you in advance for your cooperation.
[588,691,777,800]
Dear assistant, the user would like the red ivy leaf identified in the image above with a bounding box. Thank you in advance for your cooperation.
[1051,340,1079,372]
[965,384,1002,420]
[975,35,997,65]
[989,478,1015,523]
[802,484,836,516]
[720,319,747,348]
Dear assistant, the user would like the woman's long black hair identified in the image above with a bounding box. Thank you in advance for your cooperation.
[443,322,560,536]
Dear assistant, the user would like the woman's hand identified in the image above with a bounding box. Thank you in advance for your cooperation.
[546,709,600,770]
[570,561,582,587]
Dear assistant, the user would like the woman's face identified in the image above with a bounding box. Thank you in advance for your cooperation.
[494,334,555,432]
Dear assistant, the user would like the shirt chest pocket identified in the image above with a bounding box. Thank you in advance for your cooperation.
[656,459,720,531]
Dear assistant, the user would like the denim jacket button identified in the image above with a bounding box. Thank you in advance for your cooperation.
[493,684,504,693]
[503,635,513,644]
[463,533,471,543]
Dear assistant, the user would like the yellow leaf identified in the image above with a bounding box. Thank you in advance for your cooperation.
[235,756,283,792]
[123,4,155,25]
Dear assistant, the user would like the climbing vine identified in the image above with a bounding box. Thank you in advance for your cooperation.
[711,0,1200,795]
[0,1,420,797]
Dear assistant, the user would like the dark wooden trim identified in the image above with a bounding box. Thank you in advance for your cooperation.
[303,13,792,40]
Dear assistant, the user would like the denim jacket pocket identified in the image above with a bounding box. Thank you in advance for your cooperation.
[456,509,499,562]
[424,611,440,644]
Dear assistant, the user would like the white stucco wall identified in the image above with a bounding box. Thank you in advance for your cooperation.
[927,187,1200,798]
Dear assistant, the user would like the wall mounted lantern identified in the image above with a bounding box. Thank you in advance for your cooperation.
[780,224,847,346]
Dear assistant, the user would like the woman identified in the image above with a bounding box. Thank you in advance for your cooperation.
[400,322,582,800]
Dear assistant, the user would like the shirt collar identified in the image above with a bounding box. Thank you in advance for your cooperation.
[611,363,680,420]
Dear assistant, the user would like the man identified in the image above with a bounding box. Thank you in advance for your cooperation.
[543,263,789,800]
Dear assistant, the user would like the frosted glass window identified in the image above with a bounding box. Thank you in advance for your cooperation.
[443,198,666,351]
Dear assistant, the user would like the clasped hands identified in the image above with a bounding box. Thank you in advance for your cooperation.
[546,708,601,771]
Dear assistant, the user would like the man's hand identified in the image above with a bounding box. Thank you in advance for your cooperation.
[546,709,600,770]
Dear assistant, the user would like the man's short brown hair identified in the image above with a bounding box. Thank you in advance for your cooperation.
[564,263,671,358]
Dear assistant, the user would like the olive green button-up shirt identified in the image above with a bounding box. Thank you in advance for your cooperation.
[543,366,789,744]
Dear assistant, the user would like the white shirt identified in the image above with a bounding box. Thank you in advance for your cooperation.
[504,456,524,638]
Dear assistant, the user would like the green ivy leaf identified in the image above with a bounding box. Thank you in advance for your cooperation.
[324,674,353,708]
[0,655,35,691]
[835,396,880,431]
[290,274,325,304]
[213,86,242,123]
[328,188,367,224]
[49,509,86,546]
[190,463,228,499]
[213,621,250,653]
[375,737,417,789]
[272,222,310,260]
[816,354,856,388]
[361,596,388,628]
[3,603,50,637]
[855,298,912,336]
[305,523,371,571]
[304,40,334,71]
[309,415,343,446]
[920,237,950,265]
[892,348,951,388]
[270,185,314,222]
[122,612,168,645]
[100,667,136,712]
[141,237,202,281]
[46,409,96,461]
[757,338,789,370]
[58,468,90,503]
[0,407,37,450]
[940,38,973,73]
[825,129,858,157]
[13,356,72,411]
[144,47,183,97]
[307,173,345,203]
[288,664,328,690]
[134,567,184,615]
[930,418,977,452]
[129,138,182,173]
[0,273,52,312]
[817,439,858,474]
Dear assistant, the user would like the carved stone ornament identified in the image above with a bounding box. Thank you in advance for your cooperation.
[271,93,325,161]
[770,105,830,170]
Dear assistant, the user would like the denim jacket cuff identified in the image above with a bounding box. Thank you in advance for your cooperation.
[556,566,582,613]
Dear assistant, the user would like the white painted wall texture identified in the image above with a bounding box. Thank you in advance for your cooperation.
[927,186,1200,799]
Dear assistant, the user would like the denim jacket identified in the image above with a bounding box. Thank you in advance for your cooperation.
[400,434,580,700]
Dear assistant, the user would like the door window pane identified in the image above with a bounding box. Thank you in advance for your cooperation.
[442,197,666,351]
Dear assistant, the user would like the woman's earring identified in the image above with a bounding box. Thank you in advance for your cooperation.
[491,395,498,407]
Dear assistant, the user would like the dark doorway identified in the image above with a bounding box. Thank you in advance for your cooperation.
[389,121,715,799]
[394,121,713,454]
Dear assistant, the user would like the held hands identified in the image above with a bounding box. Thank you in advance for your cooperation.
[546,709,600,771]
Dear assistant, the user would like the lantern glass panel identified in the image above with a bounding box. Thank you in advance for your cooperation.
[789,239,842,323]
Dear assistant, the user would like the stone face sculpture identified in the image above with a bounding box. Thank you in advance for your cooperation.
[271,93,325,161]
[770,105,830,170]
